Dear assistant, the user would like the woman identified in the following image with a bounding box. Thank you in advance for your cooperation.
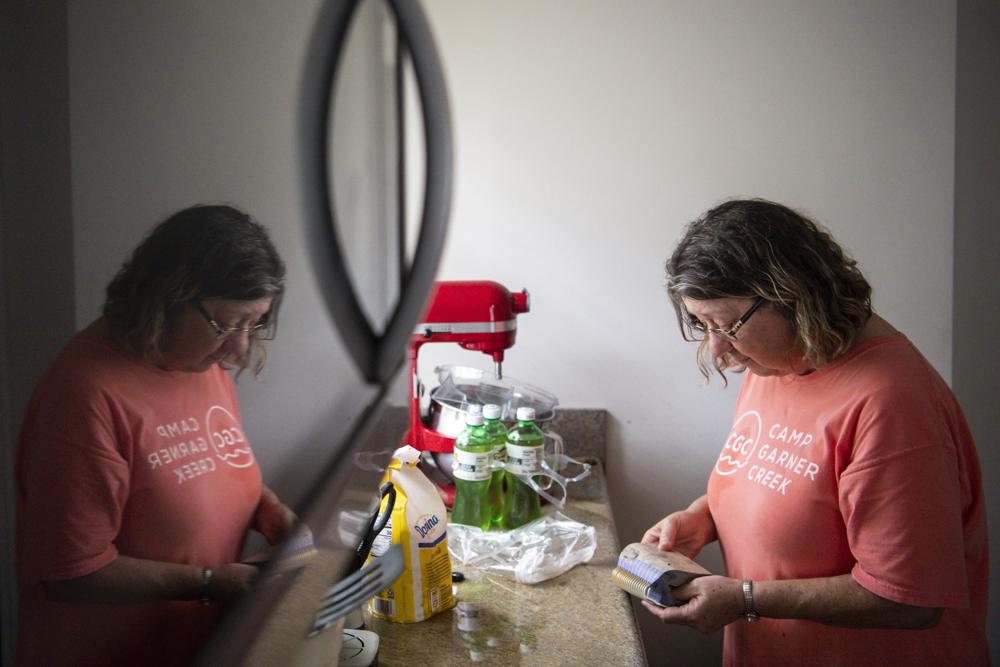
[642,199,988,666]
[16,205,298,666]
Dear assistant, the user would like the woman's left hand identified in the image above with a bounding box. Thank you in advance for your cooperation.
[641,575,745,634]
[253,485,298,545]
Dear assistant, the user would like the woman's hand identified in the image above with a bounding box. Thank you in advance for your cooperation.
[643,573,944,632]
[641,575,744,634]
[641,494,717,558]
[253,485,298,545]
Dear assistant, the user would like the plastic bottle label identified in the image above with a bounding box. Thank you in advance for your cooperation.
[505,443,542,475]
[452,448,493,481]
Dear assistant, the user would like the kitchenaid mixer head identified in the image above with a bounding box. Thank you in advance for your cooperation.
[405,281,530,455]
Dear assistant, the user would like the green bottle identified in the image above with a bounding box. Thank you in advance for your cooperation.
[451,411,493,530]
[499,407,544,530]
[482,404,508,526]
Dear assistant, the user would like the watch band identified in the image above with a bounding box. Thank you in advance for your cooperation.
[199,566,214,606]
[742,580,760,622]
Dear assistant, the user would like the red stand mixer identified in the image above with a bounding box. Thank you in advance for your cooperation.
[404,280,530,504]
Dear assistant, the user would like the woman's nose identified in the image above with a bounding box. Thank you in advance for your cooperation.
[708,332,733,358]
[222,331,251,356]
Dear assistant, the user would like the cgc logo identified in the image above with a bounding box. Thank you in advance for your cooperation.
[715,410,762,476]
[206,405,255,468]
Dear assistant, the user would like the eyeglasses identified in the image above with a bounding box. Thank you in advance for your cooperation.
[192,300,275,341]
[685,297,765,343]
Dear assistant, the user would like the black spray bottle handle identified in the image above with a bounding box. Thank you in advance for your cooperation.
[354,482,396,570]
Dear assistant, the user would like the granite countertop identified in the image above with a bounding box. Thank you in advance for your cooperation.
[365,460,647,666]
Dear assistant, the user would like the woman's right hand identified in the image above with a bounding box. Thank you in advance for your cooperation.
[641,495,717,559]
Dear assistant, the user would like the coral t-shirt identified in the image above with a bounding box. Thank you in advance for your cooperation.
[707,335,988,667]
[16,327,263,666]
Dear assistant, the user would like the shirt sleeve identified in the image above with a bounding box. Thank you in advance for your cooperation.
[18,379,130,581]
[838,381,969,609]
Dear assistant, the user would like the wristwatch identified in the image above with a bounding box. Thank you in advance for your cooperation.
[742,580,760,622]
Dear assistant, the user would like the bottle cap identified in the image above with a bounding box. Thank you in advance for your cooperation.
[467,403,482,414]
[465,412,484,426]
[515,406,536,421]
[483,404,501,419]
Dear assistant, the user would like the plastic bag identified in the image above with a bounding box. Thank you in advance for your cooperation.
[447,512,597,584]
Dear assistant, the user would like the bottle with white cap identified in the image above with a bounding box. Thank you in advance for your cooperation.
[451,410,493,530]
[499,406,544,530]
[482,404,508,526]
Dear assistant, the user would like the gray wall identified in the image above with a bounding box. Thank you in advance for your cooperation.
[1,2,76,663]
[954,0,1000,651]
[0,3,77,454]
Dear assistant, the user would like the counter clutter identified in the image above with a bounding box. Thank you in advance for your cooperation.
[365,459,647,666]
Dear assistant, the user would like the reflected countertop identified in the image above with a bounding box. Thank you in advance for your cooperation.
[365,460,647,666]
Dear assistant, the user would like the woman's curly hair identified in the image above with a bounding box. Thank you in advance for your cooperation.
[103,204,286,377]
[666,198,872,381]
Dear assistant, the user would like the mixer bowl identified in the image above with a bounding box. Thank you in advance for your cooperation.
[425,365,559,482]
[427,365,558,437]
[428,392,555,438]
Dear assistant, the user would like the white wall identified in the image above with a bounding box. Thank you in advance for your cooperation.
[417,1,956,663]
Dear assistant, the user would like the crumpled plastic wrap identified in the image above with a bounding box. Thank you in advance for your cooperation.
[447,512,597,584]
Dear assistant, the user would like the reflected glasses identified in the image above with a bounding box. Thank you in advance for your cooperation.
[685,297,765,343]
[192,300,274,341]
